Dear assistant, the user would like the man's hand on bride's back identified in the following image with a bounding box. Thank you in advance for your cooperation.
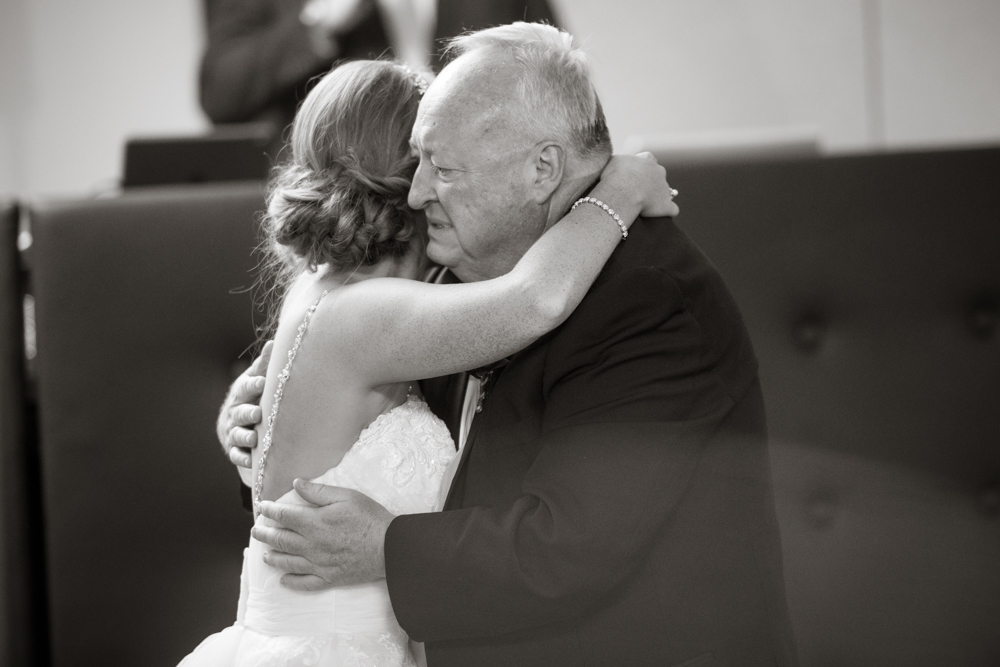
[217,340,273,468]
[601,152,680,219]
[253,480,394,591]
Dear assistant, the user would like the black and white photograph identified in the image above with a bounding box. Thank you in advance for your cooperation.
[0,1,997,666]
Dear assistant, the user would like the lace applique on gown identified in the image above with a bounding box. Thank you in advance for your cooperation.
[178,297,456,667]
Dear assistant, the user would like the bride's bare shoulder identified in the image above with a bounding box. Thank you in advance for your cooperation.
[320,276,422,317]
[306,277,423,362]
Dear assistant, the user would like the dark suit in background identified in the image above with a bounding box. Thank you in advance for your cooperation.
[199,0,559,155]
[389,217,798,667]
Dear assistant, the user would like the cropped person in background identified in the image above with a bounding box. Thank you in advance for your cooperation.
[200,0,559,157]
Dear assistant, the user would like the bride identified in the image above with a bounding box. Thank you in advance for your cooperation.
[179,58,676,666]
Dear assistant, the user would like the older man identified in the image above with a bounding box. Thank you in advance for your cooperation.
[221,23,797,667]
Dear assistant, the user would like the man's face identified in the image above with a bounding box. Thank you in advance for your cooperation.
[407,56,548,282]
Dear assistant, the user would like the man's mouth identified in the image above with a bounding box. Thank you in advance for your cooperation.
[427,218,451,231]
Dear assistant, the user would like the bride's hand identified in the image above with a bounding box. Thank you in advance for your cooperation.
[599,152,680,220]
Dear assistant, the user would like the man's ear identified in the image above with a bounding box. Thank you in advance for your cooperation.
[530,143,565,204]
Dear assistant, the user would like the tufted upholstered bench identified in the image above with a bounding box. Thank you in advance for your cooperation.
[673,146,1000,666]
[28,183,266,666]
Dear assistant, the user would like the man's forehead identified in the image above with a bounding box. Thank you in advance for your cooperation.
[423,51,520,114]
[412,53,525,154]
[416,90,515,139]
[410,104,448,150]
[413,95,486,146]
[413,107,516,163]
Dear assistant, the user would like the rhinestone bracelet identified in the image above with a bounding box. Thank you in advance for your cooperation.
[570,196,628,240]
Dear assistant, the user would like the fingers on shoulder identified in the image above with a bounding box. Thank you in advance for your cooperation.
[249,341,274,374]
[228,445,252,468]
[227,426,257,451]
[233,373,266,404]
[232,403,262,427]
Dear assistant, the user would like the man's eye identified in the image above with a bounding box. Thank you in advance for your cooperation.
[432,165,455,177]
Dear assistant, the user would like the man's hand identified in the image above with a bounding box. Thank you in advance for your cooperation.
[217,341,273,468]
[252,480,395,591]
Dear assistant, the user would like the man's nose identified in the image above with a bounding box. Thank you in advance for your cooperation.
[408,161,434,210]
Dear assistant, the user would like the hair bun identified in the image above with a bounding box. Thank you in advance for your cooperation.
[266,155,417,272]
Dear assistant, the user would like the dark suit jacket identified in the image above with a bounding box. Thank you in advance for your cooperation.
[199,0,559,142]
[388,217,798,667]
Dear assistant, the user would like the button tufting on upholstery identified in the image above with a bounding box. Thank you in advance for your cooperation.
[791,312,827,354]
[967,298,998,340]
[804,488,839,530]
[979,484,999,517]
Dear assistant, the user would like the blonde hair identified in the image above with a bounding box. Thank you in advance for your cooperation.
[265,60,423,272]
[447,22,611,160]
[258,59,423,339]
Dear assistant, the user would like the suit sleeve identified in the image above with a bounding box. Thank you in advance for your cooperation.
[199,0,330,123]
[385,266,748,641]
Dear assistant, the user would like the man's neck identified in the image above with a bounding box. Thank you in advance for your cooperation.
[545,161,606,229]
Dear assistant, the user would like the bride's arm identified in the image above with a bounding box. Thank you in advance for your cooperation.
[327,153,678,385]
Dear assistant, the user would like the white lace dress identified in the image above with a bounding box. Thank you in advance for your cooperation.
[178,296,456,667]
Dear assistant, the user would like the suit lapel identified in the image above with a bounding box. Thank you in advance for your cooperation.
[418,265,467,446]
[442,357,513,509]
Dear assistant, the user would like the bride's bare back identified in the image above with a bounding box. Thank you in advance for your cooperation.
[253,270,415,505]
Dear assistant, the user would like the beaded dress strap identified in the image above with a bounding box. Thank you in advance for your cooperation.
[253,291,329,519]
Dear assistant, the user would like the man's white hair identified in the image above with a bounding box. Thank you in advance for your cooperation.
[447,22,612,161]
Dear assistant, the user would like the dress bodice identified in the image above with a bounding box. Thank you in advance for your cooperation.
[235,395,455,666]
[268,393,457,518]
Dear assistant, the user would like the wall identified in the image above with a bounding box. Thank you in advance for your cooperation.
[881,0,1000,147]
[0,0,207,200]
[555,0,1000,154]
[1,0,999,199]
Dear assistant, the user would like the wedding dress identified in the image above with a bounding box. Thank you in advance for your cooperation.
[179,295,457,667]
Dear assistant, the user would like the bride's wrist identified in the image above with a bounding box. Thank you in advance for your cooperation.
[586,181,642,227]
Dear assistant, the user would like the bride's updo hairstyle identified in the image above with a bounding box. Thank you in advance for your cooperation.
[265,60,424,275]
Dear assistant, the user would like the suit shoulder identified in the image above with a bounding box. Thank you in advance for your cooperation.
[549,216,759,402]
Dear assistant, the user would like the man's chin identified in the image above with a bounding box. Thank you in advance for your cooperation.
[425,243,453,269]
[424,250,471,282]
